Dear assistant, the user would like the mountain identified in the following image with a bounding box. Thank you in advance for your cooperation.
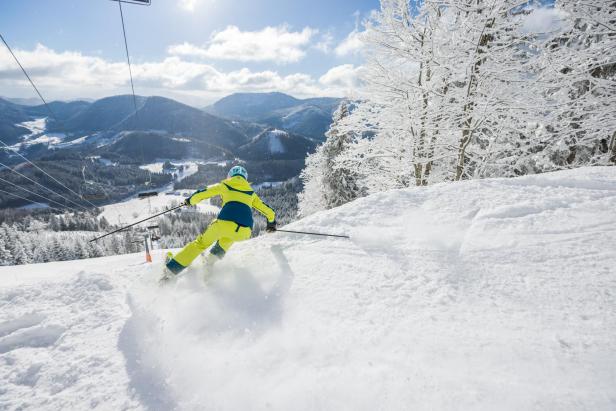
[41,95,255,151]
[0,96,42,106]
[3,93,338,156]
[0,99,92,146]
[27,100,92,123]
[237,128,316,160]
[208,92,302,120]
[0,93,333,208]
[262,104,336,142]
[0,98,32,144]
[207,92,342,141]
[46,95,146,134]
[98,130,232,163]
[1,167,614,409]
[115,96,248,150]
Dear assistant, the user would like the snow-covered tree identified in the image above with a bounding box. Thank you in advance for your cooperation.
[329,0,614,192]
[298,147,327,216]
[299,102,366,215]
[32,243,51,264]
[11,238,30,265]
[88,241,105,258]
[50,238,67,261]
[321,102,367,208]
[0,236,12,266]
[536,0,616,166]
[74,241,89,260]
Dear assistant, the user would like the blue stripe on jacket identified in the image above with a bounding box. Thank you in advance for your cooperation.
[217,201,254,228]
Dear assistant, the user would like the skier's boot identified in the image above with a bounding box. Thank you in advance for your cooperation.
[202,253,220,282]
[159,251,176,284]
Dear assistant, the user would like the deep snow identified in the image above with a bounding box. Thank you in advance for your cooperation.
[1,167,615,410]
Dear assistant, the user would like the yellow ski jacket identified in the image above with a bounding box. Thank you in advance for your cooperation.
[186,175,275,228]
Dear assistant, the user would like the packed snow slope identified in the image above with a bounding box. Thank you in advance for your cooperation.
[1,167,615,410]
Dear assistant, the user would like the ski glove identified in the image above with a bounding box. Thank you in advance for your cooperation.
[183,197,192,206]
[266,220,277,233]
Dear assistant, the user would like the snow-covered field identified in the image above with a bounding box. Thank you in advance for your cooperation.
[9,118,66,150]
[139,161,201,181]
[139,160,228,181]
[1,167,615,410]
[101,160,225,225]
[99,190,219,226]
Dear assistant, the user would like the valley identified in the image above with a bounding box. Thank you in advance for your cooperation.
[0,92,339,210]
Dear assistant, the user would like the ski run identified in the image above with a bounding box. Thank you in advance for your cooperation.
[1,166,615,410]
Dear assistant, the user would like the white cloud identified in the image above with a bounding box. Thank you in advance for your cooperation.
[319,64,365,92]
[0,44,127,88]
[0,44,359,105]
[523,7,570,34]
[314,32,334,54]
[335,29,366,57]
[168,25,316,64]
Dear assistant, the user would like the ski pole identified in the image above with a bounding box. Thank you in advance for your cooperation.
[90,204,184,243]
[275,229,350,239]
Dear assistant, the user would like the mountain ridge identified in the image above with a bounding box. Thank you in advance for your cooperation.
[206,92,342,141]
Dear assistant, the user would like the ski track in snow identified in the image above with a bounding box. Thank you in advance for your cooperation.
[1,167,616,410]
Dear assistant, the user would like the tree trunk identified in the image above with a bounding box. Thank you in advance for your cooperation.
[414,163,423,186]
[609,130,616,163]
[455,13,495,181]
[414,26,431,186]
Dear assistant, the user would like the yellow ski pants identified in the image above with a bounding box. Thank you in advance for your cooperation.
[170,219,251,271]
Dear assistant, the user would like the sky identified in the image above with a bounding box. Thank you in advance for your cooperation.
[0,0,377,106]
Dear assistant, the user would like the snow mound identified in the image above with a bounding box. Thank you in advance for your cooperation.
[1,167,616,410]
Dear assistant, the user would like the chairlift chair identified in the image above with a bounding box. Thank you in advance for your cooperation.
[110,0,151,5]
[147,224,161,241]
[138,191,158,199]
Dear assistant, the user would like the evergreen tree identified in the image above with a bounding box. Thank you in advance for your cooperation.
[99,216,110,230]
[50,238,67,261]
[299,102,366,216]
[74,241,89,260]
[88,242,105,258]
[321,102,366,208]
[298,144,327,216]
[0,236,12,266]
[32,243,51,264]
[110,235,123,255]
[11,238,29,265]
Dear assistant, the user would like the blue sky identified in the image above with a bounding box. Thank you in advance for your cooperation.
[0,0,377,105]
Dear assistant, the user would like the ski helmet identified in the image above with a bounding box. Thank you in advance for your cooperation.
[228,165,248,180]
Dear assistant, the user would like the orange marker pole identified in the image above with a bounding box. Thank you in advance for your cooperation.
[144,234,152,263]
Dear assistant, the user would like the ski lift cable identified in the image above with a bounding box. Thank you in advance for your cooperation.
[0,187,65,212]
[0,160,90,212]
[117,0,139,118]
[115,0,152,186]
[0,175,82,213]
[0,174,82,213]
[0,33,60,124]
[0,33,99,209]
[0,139,98,208]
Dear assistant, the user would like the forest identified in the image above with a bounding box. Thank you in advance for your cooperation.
[0,179,301,265]
[299,0,615,215]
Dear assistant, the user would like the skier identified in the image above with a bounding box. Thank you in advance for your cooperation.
[162,165,276,280]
